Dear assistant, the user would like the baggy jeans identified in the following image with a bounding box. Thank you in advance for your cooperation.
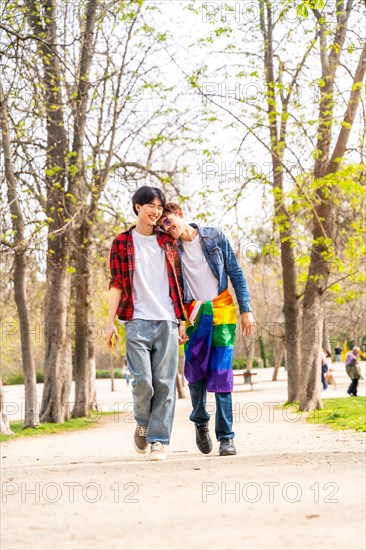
[125,319,178,444]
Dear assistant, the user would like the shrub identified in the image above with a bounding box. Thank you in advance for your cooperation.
[232,358,259,370]
[4,371,44,385]
[232,358,247,370]
[95,369,123,379]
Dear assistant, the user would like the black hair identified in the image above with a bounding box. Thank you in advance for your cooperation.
[131,186,166,216]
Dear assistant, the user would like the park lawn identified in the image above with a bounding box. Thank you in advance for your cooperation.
[0,411,115,443]
[307,397,366,432]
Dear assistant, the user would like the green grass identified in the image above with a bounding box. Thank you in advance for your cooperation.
[307,397,366,432]
[0,414,108,443]
[280,397,366,432]
[3,370,124,385]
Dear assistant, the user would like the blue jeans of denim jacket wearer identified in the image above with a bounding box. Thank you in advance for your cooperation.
[178,224,250,441]
[125,319,178,444]
[188,378,235,441]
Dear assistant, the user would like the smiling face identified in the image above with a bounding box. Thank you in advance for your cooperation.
[135,198,164,226]
[158,212,185,238]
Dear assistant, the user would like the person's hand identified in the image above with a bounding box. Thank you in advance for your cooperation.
[178,322,189,345]
[106,325,119,348]
[241,312,257,337]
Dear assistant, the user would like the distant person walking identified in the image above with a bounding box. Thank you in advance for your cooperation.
[122,362,130,386]
[325,350,337,390]
[334,343,342,363]
[321,349,328,391]
[345,347,361,397]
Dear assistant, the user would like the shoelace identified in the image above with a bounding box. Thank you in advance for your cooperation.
[137,425,147,436]
[197,426,209,440]
[151,442,163,451]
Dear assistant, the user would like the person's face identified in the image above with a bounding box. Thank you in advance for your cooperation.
[135,198,164,225]
[158,212,184,238]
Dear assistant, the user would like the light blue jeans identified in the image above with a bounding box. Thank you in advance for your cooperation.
[125,319,178,444]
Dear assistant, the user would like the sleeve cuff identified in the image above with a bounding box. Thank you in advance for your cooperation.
[240,302,252,313]
[109,281,123,290]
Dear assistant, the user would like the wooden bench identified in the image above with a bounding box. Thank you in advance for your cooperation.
[233,370,258,390]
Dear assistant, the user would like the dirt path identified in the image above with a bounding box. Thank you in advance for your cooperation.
[1,369,365,550]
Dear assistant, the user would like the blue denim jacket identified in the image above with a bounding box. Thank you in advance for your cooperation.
[177,224,251,313]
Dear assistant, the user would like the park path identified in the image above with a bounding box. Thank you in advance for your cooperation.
[1,367,365,550]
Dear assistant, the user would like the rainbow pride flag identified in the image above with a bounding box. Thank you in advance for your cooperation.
[184,289,237,392]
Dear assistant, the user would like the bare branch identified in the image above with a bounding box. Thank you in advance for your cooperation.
[328,41,366,172]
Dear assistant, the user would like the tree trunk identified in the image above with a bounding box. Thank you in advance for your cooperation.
[176,372,185,399]
[26,0,73,423]
[299,0,364,411]
[72,216,92,417]
[40,263,72,422]
[272,337,285,381]
[0,83,39,428]
[13,255,40,427]
[283,303,300,400]
[0,385,14,435]
[299,195,334,411]
[259,0,301,402]
[176,353,185,398]
[110,352,115,392]
[88,306,97,409]
[322,317,331,353]
[299,284,324,410]
[246,339,255,373]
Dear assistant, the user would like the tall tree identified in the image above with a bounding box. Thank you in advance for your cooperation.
[0,82,39,428]
[24,0,71,423]
[183,0,365,405]
[258,0,316,400]
[299,1,366,409]
[1,0,195,421]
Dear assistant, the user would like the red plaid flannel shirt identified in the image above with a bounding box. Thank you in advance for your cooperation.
[109,226,185,321]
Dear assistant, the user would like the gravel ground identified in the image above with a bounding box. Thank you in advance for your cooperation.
[1,365,365,550]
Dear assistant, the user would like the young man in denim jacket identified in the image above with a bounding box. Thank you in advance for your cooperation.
[158,203,256,456]
[106,188,186,461]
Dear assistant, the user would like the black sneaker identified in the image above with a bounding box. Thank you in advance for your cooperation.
[195,423,213,454]
[219,438,237,456]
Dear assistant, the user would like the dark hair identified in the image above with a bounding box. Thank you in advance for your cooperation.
[131,186,166,216]
[161,202,183,217]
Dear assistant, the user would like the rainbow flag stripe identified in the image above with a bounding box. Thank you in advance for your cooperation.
[184,289,237,392]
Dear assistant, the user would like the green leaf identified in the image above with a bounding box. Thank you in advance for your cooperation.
[297,4,309,17]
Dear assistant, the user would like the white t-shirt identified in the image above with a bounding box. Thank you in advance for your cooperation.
[131,229,176,322]
[181,233,219,302]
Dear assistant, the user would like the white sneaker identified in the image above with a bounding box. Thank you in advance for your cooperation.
[149,442,167,461]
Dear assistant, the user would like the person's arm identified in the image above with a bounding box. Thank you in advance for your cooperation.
[107,237,124,347]
[221,232,251,312]
[178,320,189,344]
[106,287,122,347]
[221,232,256,336]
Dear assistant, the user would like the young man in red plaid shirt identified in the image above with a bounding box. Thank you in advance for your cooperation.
[106,187,187,460]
